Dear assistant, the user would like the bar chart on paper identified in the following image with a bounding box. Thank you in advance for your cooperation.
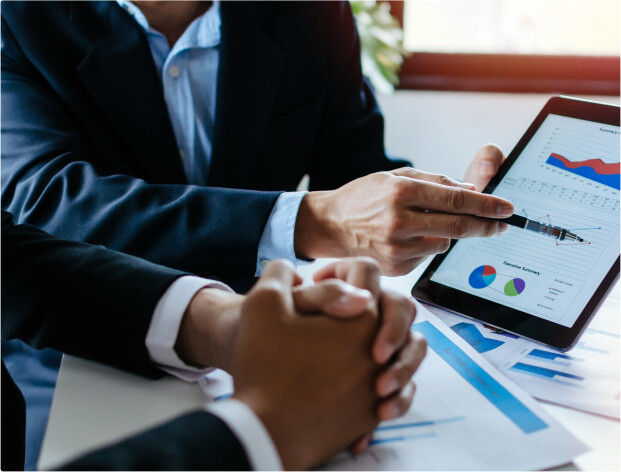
[429,283,621,419]
[323,307,587,471]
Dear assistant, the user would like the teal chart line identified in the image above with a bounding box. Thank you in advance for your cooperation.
[411,321,548,434]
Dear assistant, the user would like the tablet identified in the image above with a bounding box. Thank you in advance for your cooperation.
[412,96,620,351]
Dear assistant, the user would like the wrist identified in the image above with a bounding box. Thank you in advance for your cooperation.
[294,191,347,260]
[174,288,244,371]
[233,392,310,471]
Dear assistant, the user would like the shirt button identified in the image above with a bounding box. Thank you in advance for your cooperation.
[179,149,185,160]
[169,65,180,78]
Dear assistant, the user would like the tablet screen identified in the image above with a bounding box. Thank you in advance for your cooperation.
[430,113,620,328]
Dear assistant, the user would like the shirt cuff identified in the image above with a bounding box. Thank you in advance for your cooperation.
[206,399,283,471]
[255,191,311,276]
[146,275,234,382]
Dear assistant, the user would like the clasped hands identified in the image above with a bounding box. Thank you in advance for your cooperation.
[174,146,510,469]
[176,257,426,470]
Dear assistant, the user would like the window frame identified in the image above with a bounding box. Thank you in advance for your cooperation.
[389,1,620,95]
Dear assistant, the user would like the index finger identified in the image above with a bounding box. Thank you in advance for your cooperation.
[313,257,382,301]
[256,259,302,292]
[400,179,514,217]
[390,168,477,191]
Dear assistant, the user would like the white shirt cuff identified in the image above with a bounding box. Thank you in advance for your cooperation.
[255,191,311,276]
[146,275,234,381]
[206,399,283,471]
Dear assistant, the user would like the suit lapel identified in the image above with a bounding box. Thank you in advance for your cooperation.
[209,2,286,188]
[74,2,186,184]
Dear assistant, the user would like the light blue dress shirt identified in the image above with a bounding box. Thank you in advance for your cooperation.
[117,1,307,275]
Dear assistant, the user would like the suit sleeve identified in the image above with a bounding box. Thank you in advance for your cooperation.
[1,211,189,377]
[62,411,252,471]
[0,14,279,293]
[308,1,411,191]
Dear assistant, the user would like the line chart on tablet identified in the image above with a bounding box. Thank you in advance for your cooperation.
[536,123,621,191]
[479,201,611,278]
[502,177,619,214]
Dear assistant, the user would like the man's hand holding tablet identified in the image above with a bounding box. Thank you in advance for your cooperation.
[413,96,620,350]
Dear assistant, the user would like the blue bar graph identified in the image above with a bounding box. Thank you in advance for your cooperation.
[376,416,464,432]
[371,432,436,445]
[510,362,585,382]
[527,349,582,362]
[451,322,504,353]
[412,321,548,434]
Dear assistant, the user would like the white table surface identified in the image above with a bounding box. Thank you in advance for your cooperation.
[38,91,621,470]
[39,257,620,470]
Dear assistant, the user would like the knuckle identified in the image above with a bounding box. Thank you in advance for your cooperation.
[484,222,498,237]
[449,218,469,238]
[354,256,381,273]
[438,174,453,186]
[384,215,405,242]
[322,279,348,296]
[446,187,466,212]
[438,238,451,253]
[390,179,410,205]
[253,283,285,305]
[394,294,414,318]
[482,196,497,217]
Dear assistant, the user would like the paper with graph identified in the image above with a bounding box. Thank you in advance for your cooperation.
[426,282,620,419]
[321,303,587,470]
[199,304,587,469]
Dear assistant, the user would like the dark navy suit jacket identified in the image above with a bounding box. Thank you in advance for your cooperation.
[1,1,406,292]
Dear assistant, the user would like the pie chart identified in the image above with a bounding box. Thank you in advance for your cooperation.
[504,278,526,296]
[469,265,496,289]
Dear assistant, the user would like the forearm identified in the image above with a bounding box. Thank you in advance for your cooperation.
[1,213,184,377]
[2,160,280,290]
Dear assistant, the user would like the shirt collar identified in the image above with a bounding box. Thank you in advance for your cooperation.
[116,1,221,50]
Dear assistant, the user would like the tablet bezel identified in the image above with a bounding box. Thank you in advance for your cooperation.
[411,96,620,351]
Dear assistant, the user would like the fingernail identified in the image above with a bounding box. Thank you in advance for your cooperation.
[386,403,400,420]
[380,377,400,397]
[479,161,496,176]
[377,343,396,364]
[331,287,372,308]
[497,204,514,217]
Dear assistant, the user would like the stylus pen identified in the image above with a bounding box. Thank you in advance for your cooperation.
[491,214,584,242]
